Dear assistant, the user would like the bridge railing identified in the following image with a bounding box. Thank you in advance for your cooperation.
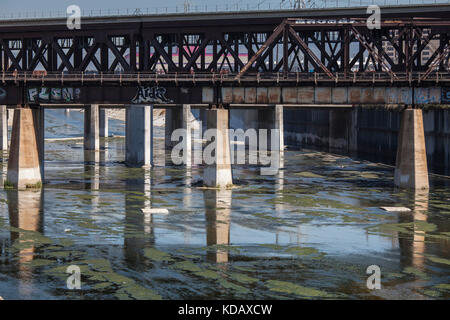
[1,70,449,84]
[0,0,449,20]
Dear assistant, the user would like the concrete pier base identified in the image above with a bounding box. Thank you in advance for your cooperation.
[204,189,232,263]
[182,105,192,166]
[329,110,350,152]
[99,108,108,138]
[84,104,100,150]
[394,108,429,190]
[32,107,45,179]
[7,108,42,189]
[0,105,7,151]
[203,108,233,188]
[258,105,284,152]
[125,105,153,167]
[165,108,182,149]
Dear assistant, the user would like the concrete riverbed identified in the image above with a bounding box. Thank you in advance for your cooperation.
[0,109,449,300]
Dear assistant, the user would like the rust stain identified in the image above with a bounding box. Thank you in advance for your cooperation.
[348,87,361,104]
[257,87,269,104]
[232,87,245,104]
[315,87,331,104]
[373,88,386,104]
[332,88,347,104]
[268,87,281,104]
[222,88,233,104]
[245,87,257,104]
[361,88,374,103]
[297,87,314,103]
[282,88,298,104]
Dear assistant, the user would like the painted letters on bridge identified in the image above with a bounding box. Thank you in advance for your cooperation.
[131,86,173,104]
[28,87,81,103]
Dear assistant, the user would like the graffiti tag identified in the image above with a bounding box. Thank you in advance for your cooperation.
[0,88,6,101]
[132,86,173,104]
[443,88,450,104]
[28,87,81,103]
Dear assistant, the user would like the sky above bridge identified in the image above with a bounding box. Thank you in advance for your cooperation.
[0,0,282,13]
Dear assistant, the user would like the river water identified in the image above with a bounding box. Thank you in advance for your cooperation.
[0,109,449,300]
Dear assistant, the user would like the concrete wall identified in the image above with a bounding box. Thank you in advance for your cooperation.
[285,108,450,176]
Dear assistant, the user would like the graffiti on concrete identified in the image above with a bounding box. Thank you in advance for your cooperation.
[28,87,81,103]
[132,86,173,104]
[414,87,441,104]
[0,88,6,101]
[442,87,450,104]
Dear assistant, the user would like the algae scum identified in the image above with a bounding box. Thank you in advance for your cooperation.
[0,109,449,300]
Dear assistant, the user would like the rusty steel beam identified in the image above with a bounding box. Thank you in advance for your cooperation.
[287,26,335,80]
[235,20,287,79]
[350,26,398,79]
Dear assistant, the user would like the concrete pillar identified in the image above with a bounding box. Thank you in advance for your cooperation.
[99,108,108,138]
[204,189,232,263]
[84,104,100,150]
[199,108,208,133]
[258,105,284,152]
[165,108,182,148]
[7,108,42,189]
[349,107,358,153]
[394,108,429,190]
[125,105,153,167]
[329,109,349,152]
[182,104,192,166]
[8,108,14,125]
[0,105,7,151]
[31,107,45,179]
[203,108,233,188]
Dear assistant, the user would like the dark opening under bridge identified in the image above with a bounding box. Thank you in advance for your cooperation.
[0,4,449,191]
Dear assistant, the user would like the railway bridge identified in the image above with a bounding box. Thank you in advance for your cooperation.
[0,5,449,189]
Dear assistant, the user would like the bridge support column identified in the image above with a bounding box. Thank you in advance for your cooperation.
[7,107,42,189]
[84,104,100,150]
[126,105,153,167]
[182,105,192,166]
[99,108,108,138]
[258,105,284,152]
[0,105,8,151]
[329,110,350,152]
[203,108,233,188]
[349,107,358,153]
[394,108,429,190]
[32,107,45,179]
[165,108,182,149]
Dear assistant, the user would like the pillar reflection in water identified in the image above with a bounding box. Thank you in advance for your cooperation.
[124,169,154,268]
[84,151,100,213]
[398,191,429,270]
[204,189,232,263]
[7,190,43,297]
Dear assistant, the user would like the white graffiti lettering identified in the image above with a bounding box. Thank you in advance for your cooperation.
[132,86,173,104]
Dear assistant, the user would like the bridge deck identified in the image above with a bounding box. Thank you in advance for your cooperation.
[0,4,449,30]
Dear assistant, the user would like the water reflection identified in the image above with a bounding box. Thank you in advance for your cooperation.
[124,170,154,268]
[399,191,429,269]
[7,190,43,297]
[204,189,232,263]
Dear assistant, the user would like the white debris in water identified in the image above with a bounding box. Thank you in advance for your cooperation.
[380,207,411,212]
[64,228,71,232]
[141,208,169,215]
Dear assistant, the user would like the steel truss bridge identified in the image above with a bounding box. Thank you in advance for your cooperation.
[0,5,449,105]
